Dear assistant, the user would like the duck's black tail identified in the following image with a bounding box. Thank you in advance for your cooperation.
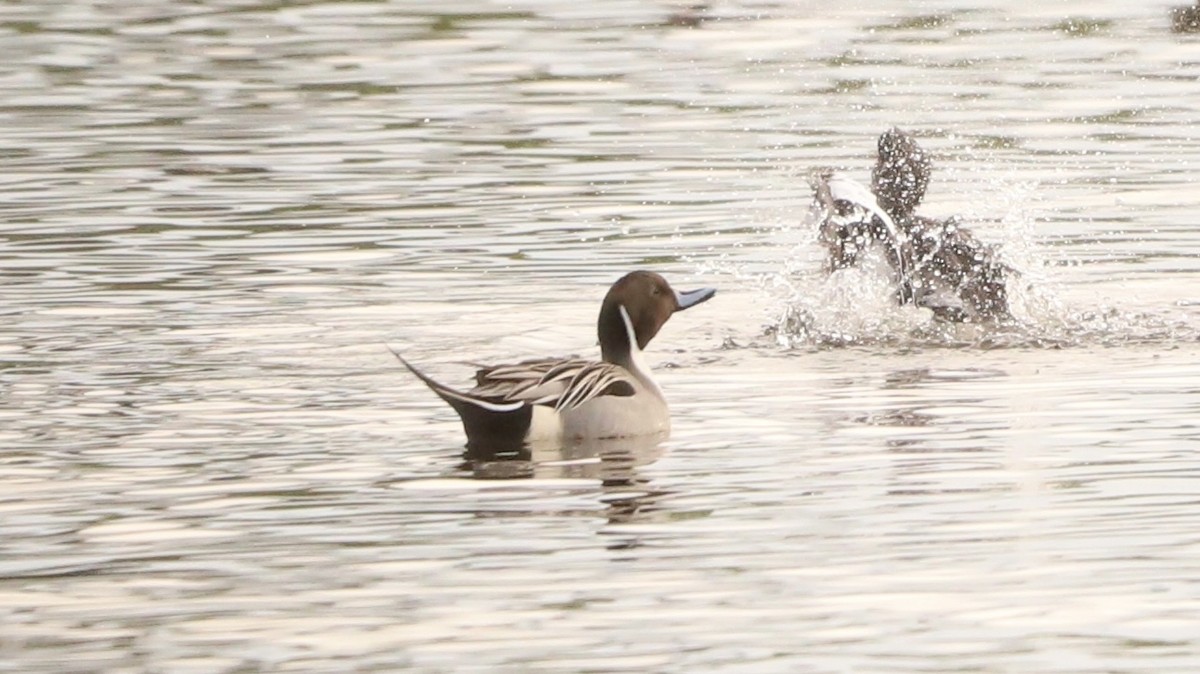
[388,346,532,452]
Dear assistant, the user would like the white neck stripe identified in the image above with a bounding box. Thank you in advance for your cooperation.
[618,304,664,400]
[618,304,639,355]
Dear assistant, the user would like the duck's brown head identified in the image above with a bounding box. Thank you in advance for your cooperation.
[597,270,715,366]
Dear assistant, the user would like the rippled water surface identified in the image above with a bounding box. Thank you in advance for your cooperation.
[5,1,1200,672]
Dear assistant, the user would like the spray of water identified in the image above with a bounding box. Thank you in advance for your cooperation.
[698,176,1200,350]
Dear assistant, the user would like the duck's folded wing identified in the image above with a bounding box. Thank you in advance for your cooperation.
[472,357,564,386]
[470,358,636,410]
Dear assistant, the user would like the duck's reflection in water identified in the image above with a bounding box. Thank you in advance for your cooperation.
[463,432,665,481]
[463,433,670,531]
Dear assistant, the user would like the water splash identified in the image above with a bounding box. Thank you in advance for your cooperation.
[711,179,1200,350]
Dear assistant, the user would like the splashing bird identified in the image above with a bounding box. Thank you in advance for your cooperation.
[811,128,1011,322]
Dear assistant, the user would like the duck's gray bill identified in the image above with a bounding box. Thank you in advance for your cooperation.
[675,287,716,311]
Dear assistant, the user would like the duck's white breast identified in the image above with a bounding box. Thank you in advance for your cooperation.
[557,391,669,440]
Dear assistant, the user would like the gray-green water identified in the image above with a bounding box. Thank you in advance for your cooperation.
[4,1,1200,672]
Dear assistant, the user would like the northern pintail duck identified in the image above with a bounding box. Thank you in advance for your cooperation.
[812,127,1011,322]
[393,271,715,450]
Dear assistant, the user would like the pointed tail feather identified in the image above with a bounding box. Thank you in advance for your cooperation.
[387,346,533,451]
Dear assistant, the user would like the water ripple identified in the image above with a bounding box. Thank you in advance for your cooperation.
[5,1,1200,673]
